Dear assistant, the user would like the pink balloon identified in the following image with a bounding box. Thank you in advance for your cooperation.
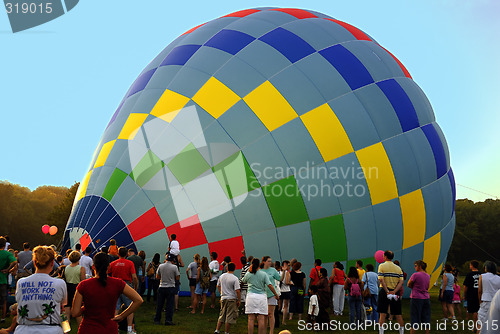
[375,250,385,263]
[42,225,50,234]
[49,226,58,236]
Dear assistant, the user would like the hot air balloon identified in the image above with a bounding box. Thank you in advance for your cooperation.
[62,7,455,292]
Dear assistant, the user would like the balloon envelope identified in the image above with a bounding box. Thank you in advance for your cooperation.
[42,224,50,234]
[49,226,58,235]
[62,7,455,290]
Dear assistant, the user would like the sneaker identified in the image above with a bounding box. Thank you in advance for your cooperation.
[127,330,137,334]
[440,317,448,321]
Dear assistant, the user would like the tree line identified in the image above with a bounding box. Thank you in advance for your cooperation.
[0,180,498,272]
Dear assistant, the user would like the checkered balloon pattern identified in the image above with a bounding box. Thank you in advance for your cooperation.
[63,8,455,286]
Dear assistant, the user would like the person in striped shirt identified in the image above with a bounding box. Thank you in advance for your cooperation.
[377,250,405,334]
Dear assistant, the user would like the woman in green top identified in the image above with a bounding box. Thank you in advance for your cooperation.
[64,250,86,325]
[259,256,281,334]
[242,258,279,334]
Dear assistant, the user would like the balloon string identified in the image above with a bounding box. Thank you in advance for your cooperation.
[456,184,499,200]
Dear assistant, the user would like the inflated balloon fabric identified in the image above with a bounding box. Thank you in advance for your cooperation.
[63,7,455,286]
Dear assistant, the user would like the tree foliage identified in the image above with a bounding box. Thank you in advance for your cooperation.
[448,199,500,271]
[0,180,78,250]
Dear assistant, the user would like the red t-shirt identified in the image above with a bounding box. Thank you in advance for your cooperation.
[333,268,345,285]
[77,277,126,334]
[309,265,322,285]
[108,258,135,282]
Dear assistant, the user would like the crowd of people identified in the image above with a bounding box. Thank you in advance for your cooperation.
[1,234,500,334]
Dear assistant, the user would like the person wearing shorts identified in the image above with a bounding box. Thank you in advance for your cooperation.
[214,263,240,334]
[377,250,405,334]
[241,258,279,334]
[439,264,456,321]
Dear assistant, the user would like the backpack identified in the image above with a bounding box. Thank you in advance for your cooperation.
[200,269,210,290]
[350,278,361,297]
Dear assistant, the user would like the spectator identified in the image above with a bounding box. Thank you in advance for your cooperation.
[478,261,500,326]
[62,249,72,266]
[167,234,184,268]
[80,247,94,278]
[186,254,200,309]
[356,260,365,280]
[214,262,241,334]
[407,260,431,334]
[279,260,291,325]
[108,240,118,260]
[191,257,211,314]
[75,243,82,254]
[260,256,281,334]
[240,256,252,313]
[2,237,10,251]
[362,263,379,322]
[15,245,66,333]
[63,251,85,326]
[481,289,500,334]
[307,285,319,326]
[154,254,180,326]
[439,264,456,321]
[377,250,404,334]
[0,237,17,323]
[463,260,481,329]
[146,253,161,303]
[0,303,17,333]
[72,252,142,334]
[108,247,138,334]
[308,259,322,290]
[452,276,462,319]
[137,251,146,296]
[345,266,364,324]
[241,258,279,334]
[15,242,32,281]
[287,261,306,322]
[315,267,330,324]
[127,249,145,293]
[209,252,220,309]
[329,261,346,316]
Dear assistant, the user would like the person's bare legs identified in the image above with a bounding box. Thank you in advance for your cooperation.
[447,303,455,318]
[191,294,199,313]
[201,293,207,314]
[248,314,256,334]
[282,299,289,325]
[258,314,266,334]
[268,305,276,334]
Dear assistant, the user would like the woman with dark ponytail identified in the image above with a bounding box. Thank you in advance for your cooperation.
[71,252,143,333]
[241,258,279,334]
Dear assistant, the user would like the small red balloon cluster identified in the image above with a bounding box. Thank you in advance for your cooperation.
[42,225,58,235]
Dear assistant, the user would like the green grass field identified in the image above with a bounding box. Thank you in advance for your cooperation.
[4,283,477,333]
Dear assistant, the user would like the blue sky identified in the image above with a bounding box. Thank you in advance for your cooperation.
[1,0,499,202]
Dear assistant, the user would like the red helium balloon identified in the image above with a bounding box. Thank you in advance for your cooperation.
[375,250,384,263]
[42,225,50,234]
[49,226,58,236]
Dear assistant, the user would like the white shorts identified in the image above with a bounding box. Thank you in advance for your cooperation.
[245,292,268,315]
[268,296,278,306]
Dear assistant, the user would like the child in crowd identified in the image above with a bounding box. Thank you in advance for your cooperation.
[0,303,17,334]
[108,239,118,258]
[307,285,319,326]
[453,276,462,319]
[168,234,184,267]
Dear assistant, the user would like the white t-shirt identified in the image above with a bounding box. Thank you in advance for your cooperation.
[217,272,240,300]
[483,289,500,334]
[209,260,220,282]
[308,294,319,316]
[169,240,180,256]
[79,255,93,277]
[15,273,67,334]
